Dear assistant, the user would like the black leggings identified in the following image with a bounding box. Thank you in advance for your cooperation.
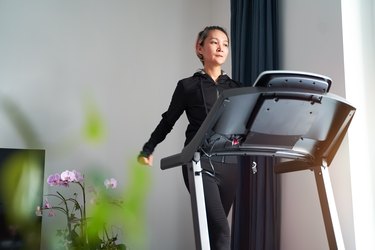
[182,158,239,250]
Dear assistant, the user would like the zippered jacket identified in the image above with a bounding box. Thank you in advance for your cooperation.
[140,70,241,157]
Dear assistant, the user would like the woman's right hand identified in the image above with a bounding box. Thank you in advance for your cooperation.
[137,155,153,166]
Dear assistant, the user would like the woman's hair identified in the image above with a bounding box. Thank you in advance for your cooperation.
[195,26,229,64]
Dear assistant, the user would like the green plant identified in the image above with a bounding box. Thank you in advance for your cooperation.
[36,170,126,250]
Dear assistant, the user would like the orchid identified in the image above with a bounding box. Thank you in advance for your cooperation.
[37,170,126,250]
[47,173,63,186]
[60,170,84,183]
[104,178,117,189]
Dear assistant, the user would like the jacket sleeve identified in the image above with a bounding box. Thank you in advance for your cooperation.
[140,81,186,157]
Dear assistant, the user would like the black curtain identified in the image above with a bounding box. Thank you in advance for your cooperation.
[230,0,280,249]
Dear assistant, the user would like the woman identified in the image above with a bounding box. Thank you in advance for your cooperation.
[138,26,241,250]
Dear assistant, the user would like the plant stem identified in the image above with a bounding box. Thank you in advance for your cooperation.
[77,181,87,244]
[56,191,73,237]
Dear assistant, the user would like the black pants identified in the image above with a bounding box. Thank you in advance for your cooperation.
[182,157,239,250]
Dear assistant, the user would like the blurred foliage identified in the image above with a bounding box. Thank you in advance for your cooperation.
[41,170,130,250]
[1,94,151,249]
[0,150,44,249]
[1,96,42,148]
[87,159,151,249]
[1,93,106,149]
[82,95,106,144]
[0,152,43,222]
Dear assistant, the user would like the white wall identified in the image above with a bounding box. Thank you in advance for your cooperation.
[341,0,375,249]
[279,0,355,249]
[0,0,230,249]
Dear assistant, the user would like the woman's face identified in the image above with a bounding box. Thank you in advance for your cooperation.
[197,29,229,67]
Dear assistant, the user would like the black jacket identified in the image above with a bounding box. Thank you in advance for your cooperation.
[140,71,241,157]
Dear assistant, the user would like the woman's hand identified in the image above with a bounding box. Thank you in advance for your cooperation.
[137,155,153,166]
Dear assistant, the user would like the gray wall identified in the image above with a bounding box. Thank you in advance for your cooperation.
[0,1,230,249]
[0,0,357,249]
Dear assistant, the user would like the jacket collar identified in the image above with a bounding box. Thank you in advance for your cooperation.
[195,69,227,76]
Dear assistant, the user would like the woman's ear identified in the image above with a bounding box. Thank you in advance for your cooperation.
[197,43,203,54]
[195,41,204,62]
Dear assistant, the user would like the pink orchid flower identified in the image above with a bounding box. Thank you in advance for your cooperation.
[47,173,62,186]
[60,170,83,183]
[104,178,117,189]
